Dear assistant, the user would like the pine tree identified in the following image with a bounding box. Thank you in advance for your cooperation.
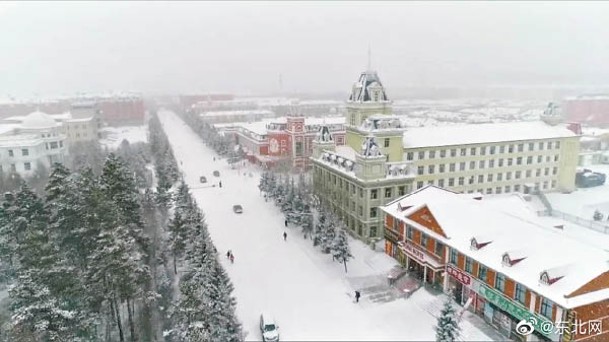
[321,218,336,254]
[312,213,327,247]
[331,229,353,273]
[435,293,460,342]
[168,210,188,275]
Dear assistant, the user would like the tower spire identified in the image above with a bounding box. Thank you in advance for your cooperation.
[367,44,372,71]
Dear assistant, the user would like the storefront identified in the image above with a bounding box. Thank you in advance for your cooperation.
[384,227,402,262]
[398,240,444,286]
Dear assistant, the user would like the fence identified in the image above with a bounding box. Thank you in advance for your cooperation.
[550,209,609,234]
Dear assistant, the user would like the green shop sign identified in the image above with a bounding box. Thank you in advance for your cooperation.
[478,284,554,338]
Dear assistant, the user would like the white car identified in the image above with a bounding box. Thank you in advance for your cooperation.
[259,312,279,341]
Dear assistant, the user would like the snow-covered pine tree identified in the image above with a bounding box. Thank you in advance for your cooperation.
[312,213,327,247]
[168,211,188,275]
[435,293,461,342]
[331,229,353,273]
[321,218,337,254]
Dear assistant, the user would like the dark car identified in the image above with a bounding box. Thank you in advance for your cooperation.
[200,176,207,183]
[233,205,243,214]
[213,170,220,177]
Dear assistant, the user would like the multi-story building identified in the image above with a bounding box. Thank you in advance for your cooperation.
[200,110,275,124]
[382,185,609,342]
[403,120,581,194]
[0,111,68,176]
[563,95,609,127]
[311,69,415,241]
[216,115,345,169]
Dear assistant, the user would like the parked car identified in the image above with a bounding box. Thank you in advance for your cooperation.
[576,169,606,188]
[259,312,279,342]
[200,176,207,183]
[213,170,220,177]
[233,205,243,214]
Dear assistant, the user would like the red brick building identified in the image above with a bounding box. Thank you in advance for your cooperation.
[382,186,609,342]
[563,95,609,126]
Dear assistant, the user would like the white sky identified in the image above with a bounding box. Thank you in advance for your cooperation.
[1,1,609,97]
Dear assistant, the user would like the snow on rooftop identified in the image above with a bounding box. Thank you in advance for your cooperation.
[99,125,148,150]
[403,121,578,148]
[382,186,609,308]
[334,145,357,160]
[200,110,274,117]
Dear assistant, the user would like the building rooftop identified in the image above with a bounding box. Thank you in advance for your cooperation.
[402,121,578,148]
[200,109,275,117]
[382,186,609,309]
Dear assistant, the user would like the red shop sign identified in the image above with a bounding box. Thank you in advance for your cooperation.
[447,265,471,286]
[403,241,426,262]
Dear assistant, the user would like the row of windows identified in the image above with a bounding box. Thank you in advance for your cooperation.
[406,141,562,161]
[399,223,445,257]
[417,169,557,187]
[320,169,408,200]
[7,149,29,157]
[449,251,555,319]
[416,155,559,175]
[418,180,556,193]
[0,162,32,173]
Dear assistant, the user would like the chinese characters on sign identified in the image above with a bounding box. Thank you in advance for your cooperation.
[402,241,425,262]
[516,318,602,337]
[447,265,471,286]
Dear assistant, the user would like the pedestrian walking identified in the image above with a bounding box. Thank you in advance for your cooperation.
[219,181,222,188]
[355,291,361,303]
[284,219,288,227]
[226,250,232,259]
[229,254,235,264]
[283,231,287,241]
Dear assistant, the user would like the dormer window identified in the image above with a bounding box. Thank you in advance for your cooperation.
[470,237,492,251]
[502,254,511,266]
[539,271,564,285]
[470,238,479,250]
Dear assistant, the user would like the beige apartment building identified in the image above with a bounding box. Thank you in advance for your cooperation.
[403,122,580,194]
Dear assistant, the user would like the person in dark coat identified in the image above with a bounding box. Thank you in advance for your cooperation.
[283,231,287,241]
[226,250,231,259]
[219,181,222,188]
[229,254,234,264]
[355,291,361,303]
[284,219,288,227]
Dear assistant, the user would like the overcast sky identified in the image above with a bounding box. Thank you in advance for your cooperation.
[1,1,609,98]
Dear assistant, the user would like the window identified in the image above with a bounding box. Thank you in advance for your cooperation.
[479,160,485,169]
[45,143,49,150]
[359,188,363,198]
[469,161,475,169]
[450,149,456,157]
[486,188,492,194]
[526,170,532,178]
[24,162,31,171]
[478,175,484,183]
[435,242,444,256]
[555,141,560,149]
[529,142,535,151]
[518,144,524,152]
[514,284,526,304]
[552,180,556,188]
[536,169,541,177]
[417,181,424,189]
[8,150,13,157]
[458,177,464,185]
[515,184,521,192]
[498,159,504,167]
[429,150,435,158]
[10,164,16,172]
[539,142,544,150]
[440,150,446,158]
[439,164,445,173]
[506,172,512,180]
[508,158,513,166]
[487,174,493,182]
[22,149,29,156]
[479,265,488,282]
[428,165,435,174]
[449,249,458,264]
[448,178,455,186]
[384,138,390,148]
[480,146,486,155]
[553,167,557,175]
[527,156,532,164]
[460,148,466,156]
[459,162,465,171]
[50,141,58,149]
[547,142,552,150]
[546,155,551,162]
[421,234,428,248]
[465,257,473,273]
[449,163,455,172]
[490,146,496,155]
[496,187,502,194]
[540,297,553,319]
[508,145,514,153]
[515,171,521,179]
[554,155,559,162]
[358,206,363,216]
[543,181,549,189]
[517,157,522,165]
[469,176,474,184]
[371,189,378,199]
[537,156,542,163]
[295,141,303,156]
[438,179,445,187]
[489,159,494,167]
[418,151,425,159]
[505,185,511,192]
[369,226,377,238]
[544,168,550,176]
[407,152,413,160]
[470,147,476,155]
[398,186,405,196]
[407,225,414,240]
[385,188,392,198]
[370,207,378,218]
[497,173,503,181]
[417,166,424,175]
[495,273,506,292]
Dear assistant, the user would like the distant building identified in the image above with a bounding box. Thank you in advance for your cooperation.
[0,111,68,176]
[179,93,235,110]
[563,95,609,126]
[200,110,275,124]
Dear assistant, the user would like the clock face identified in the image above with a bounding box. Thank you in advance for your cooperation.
[269,138,279,153]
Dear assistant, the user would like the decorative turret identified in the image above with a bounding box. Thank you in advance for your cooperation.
[541,102,563,126]
[312,124,336,158]
[355,135,386,180]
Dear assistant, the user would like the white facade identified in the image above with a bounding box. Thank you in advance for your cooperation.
[0,111,68,177]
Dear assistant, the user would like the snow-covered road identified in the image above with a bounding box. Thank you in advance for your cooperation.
[158,110,500,341]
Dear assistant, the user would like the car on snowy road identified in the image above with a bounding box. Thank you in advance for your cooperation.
[199,176,207,183]
[213,170,220,177]
[259,312,279,341]
[232,204,243,214]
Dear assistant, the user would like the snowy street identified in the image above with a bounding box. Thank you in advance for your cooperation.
[158,110,501,341]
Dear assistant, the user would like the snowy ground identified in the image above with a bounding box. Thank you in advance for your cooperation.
[546,164,609,219]
[99,125,148,149]
[158,110,502,341]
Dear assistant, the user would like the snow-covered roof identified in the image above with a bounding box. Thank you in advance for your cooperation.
[0,133,44,147]
[200,110,274,117]
[334,145,357,160]
[403,121,578,148]
[21,111,59,129]
[304,116,345,126]
[381,186,609,309]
